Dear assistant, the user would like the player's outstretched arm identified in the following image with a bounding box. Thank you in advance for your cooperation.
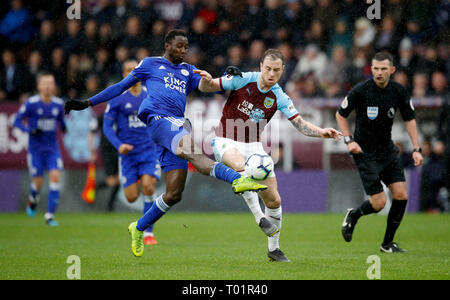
[64,74,139,114]
[194,69,222,93]
[290,115,341,140]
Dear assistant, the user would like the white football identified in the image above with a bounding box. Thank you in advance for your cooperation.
[245,154,274,181]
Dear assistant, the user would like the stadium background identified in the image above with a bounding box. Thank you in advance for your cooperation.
[0,0,448,214]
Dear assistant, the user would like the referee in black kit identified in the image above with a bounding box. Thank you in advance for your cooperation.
[336,52,423,253]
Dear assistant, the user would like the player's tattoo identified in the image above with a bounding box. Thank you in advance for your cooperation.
[290,117,321,137]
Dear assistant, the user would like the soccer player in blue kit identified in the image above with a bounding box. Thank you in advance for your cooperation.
[14,72,66,226]
[65,29,267,257]
[103,59,161,245]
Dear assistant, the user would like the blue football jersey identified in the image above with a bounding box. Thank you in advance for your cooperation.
[13,95,66,153]
[103,89,156,154]
[131,56,202,122]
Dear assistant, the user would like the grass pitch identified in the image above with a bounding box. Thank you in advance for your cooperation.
[0,212,448,280]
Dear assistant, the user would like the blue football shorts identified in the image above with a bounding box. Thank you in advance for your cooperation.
[145,116,191,173]
[27,150,63,177]
[118,150,161,188]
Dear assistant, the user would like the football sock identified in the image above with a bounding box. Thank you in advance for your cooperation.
[350,199,377,222]
[383,199,407,245]
[210,162,241,184]
[136,194,169,232]
[107,185,120,211]
[143,194,155,233]
[242,191,264,224]
[29,182,40,205]
[265,206,282,251]
[47,182,60,215]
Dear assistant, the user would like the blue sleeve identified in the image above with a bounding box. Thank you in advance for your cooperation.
[58,105,66,132]
[13,103,30,133]
[90,74,139,106]
[220,72,255,91]
[130,57,152,81]
[187,65,201,94]
[275,88,300,120]
[102,102,122,150]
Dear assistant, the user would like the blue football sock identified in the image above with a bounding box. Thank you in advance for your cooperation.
[143,195,155,233]
[136,194,169,231]
[210,162,241,184]
[47,182,60,214]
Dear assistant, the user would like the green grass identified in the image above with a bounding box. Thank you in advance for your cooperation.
[0,212,449,280]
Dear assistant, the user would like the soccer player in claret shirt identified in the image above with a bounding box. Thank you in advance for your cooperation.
[336,52,423,253]
[13,72,66,226]
[196,49,342,262]
[65,29,267,257]
[102,59,161,245]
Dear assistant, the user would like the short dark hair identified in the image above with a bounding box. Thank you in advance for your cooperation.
[36,71,54,84]
[261,49,284,65]
[372,51,394,65]
[164,29,187,44]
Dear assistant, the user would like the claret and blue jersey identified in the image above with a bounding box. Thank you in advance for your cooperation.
[217,72,300,143]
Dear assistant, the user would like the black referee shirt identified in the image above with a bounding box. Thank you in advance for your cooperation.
[338,79,415,153]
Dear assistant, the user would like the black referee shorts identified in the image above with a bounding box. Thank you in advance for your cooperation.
[352,150,406,196]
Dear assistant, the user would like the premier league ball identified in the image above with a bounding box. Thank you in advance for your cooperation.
[245,154,274,181]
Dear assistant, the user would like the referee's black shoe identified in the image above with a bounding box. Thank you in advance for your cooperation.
[380,242,408,253]
[268,248,291,262]
[341,208,357,242]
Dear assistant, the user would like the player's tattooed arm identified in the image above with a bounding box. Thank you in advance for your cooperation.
[290,115,342,139]
[290,115,322,137]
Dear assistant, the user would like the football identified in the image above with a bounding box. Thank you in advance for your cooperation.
[245,154,274,181]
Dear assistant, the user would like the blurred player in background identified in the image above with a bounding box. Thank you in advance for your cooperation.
[64,29,267,257]
[198,49,342,262]
[88,110,120,211]
[337,52,423,253]
[13,72,66,226]
[103,59,161,245]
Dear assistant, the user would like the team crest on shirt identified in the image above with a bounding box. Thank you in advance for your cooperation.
[52,107,59,116]
[249,108,265,123]
[264,97,275,109]
[387,107,395,118]
[367,107,378,120]
[181,69,189,76]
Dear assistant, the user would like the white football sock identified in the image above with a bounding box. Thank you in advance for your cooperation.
[265,206,282,251]
[242,191,265,224]
[239,170,265,224]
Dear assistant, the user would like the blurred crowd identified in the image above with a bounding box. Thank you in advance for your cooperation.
[0,0,448,103]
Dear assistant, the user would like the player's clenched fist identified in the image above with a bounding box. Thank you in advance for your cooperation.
[118,144,134,155]
[64,99,91,114]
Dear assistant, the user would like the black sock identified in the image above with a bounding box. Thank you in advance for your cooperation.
[350,200,377,223]
[383,199,407,246]
[107,185,120,211]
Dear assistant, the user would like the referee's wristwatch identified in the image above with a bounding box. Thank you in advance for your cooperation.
[344,135,354,145]
[413,147,422,153]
